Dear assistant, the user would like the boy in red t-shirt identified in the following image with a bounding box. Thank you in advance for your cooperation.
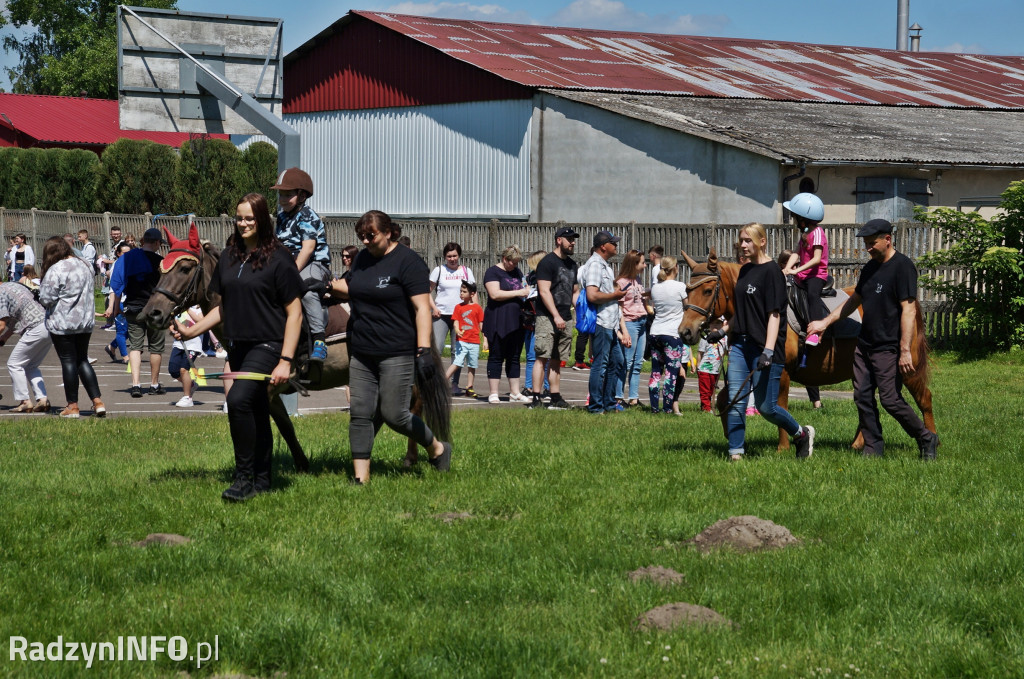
[446,282,486,397]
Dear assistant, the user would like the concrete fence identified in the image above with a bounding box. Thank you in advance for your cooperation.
[2,208,966,344]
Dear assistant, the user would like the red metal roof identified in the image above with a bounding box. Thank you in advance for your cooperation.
[345,10,1024,109]
[0,93,227,148]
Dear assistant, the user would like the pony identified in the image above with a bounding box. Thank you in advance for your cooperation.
[676,248,935,452]
[140,223,451,471]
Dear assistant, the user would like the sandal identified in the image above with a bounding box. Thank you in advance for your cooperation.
[32,398,50,413]
[12,401,33,413]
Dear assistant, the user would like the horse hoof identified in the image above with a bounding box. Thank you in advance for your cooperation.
[402,455,418,469]
[294,454,310,473]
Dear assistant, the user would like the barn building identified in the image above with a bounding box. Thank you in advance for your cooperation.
[275,11,1024,223]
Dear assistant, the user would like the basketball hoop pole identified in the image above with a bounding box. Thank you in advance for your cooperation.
[119,5,299,172]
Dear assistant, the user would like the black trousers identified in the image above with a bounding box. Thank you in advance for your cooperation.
[853,346,929,455]
[226,341,281,489]
[51,333,101,404]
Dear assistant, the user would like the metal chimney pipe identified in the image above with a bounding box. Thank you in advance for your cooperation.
[897,0,910,50]
[910,23,923,52]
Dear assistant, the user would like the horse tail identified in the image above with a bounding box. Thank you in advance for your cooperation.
[914,300,931,386]
[416,343,453,442]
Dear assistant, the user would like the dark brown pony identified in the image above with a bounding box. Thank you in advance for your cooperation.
[140,224,450,470]
[677,248,935,451]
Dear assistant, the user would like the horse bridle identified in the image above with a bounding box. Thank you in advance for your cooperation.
[152,246,207,317]
[684,268,723,336]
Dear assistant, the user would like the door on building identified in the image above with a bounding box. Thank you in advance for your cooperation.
[855,177,930,223]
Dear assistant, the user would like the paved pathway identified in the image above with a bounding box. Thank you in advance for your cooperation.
[0,331,851,419]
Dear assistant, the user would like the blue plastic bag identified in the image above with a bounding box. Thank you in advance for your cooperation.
[575,290,597,334]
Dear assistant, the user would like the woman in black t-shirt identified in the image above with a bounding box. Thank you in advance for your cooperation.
[724,223,815,462]
[327,210,452,484]
[482,245,530,404]
[173,193,303,501]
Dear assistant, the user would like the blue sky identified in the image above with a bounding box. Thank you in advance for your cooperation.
[2,1,1022,91]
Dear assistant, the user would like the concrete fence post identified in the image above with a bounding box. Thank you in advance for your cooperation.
[103,212,112,255]
[30,207,37,252]
[428,219,437,266]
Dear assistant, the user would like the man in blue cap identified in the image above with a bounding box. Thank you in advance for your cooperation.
[808,219,939,459]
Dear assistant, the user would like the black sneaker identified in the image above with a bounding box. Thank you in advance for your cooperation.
[148,384,166,396]
[918,432,939,460]
[130,385,143,398]
[541,389,551,401]
[794,425,815,459]
[547,396,570,410]
[221,479,256,502]
[526,394,543,409]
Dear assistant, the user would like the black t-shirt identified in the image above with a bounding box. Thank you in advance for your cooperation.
[347,244,430,357]
[535,252,577,318]
[732,260,788,363]
[209,244,303,343]
[855,251,918,351]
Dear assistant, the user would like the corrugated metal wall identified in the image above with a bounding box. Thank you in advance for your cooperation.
[283,100,532,218]
[284,15,533,113]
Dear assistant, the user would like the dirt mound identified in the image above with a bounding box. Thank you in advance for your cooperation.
[634,603,735,632]
[688,516,800,553]
[131,533,191,548]
[628,566,685,587]
[433,512,474,524]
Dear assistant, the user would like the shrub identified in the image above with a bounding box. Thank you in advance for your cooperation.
[175,137,246,216]
[917,181,1024,351]
[239,141,278,199]
[95,139,177,214]
[55,149,100,212]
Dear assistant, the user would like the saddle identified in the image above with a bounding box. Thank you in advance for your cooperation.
[786,276,861,341]
[292,302,350,386]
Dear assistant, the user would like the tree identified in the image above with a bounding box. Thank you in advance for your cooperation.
[2,0,176,98]
[916,181,1024,351]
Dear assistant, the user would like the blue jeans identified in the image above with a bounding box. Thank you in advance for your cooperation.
[616,318,647,400]
[588,326,624,412]
[523,330,549,392]
[726,336,801,455]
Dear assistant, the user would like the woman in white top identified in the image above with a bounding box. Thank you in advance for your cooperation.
[647,256,689,414]
[7,234,34,282]
[429,242,475,379]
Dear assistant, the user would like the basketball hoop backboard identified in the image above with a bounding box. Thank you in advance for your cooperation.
[117,5,284,136]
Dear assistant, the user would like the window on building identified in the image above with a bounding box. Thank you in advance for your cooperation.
[855,177,930,223]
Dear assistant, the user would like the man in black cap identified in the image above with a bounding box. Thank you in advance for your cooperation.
[579,230,627,414]
[108,227,167,398]
[528,225,579,410]
[808,219,939,459]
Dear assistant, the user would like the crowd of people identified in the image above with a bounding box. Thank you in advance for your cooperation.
[2,181,940,498]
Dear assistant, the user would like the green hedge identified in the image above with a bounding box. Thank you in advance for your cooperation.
[1,138,277,216]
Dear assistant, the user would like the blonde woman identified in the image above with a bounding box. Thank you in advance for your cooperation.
[725,223,815,461]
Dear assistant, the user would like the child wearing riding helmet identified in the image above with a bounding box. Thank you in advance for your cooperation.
[725,223,815,462]
[782,192,828,347]
[272,167,331,363]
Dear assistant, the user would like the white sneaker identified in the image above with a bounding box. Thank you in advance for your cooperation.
[487,393,501,404]
[87,357,97,365]
[215,349,228,359]
[174,395,194,408]
[507,391,529,403]
[221,402,229,413]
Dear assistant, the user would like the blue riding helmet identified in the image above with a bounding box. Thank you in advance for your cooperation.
[783,192,825,223]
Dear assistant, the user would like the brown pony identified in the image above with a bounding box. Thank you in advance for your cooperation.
[140,223,450,470]
[676,248,935,451]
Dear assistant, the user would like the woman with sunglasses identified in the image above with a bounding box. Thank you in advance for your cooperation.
[482,245,530,404]
[339,244,359,282]
[326,210,452,484]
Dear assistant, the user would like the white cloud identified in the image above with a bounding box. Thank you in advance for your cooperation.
[547,0,729,35]
[384,2,537,24]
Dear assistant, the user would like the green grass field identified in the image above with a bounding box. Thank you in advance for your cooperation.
[2,351,1022,677]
